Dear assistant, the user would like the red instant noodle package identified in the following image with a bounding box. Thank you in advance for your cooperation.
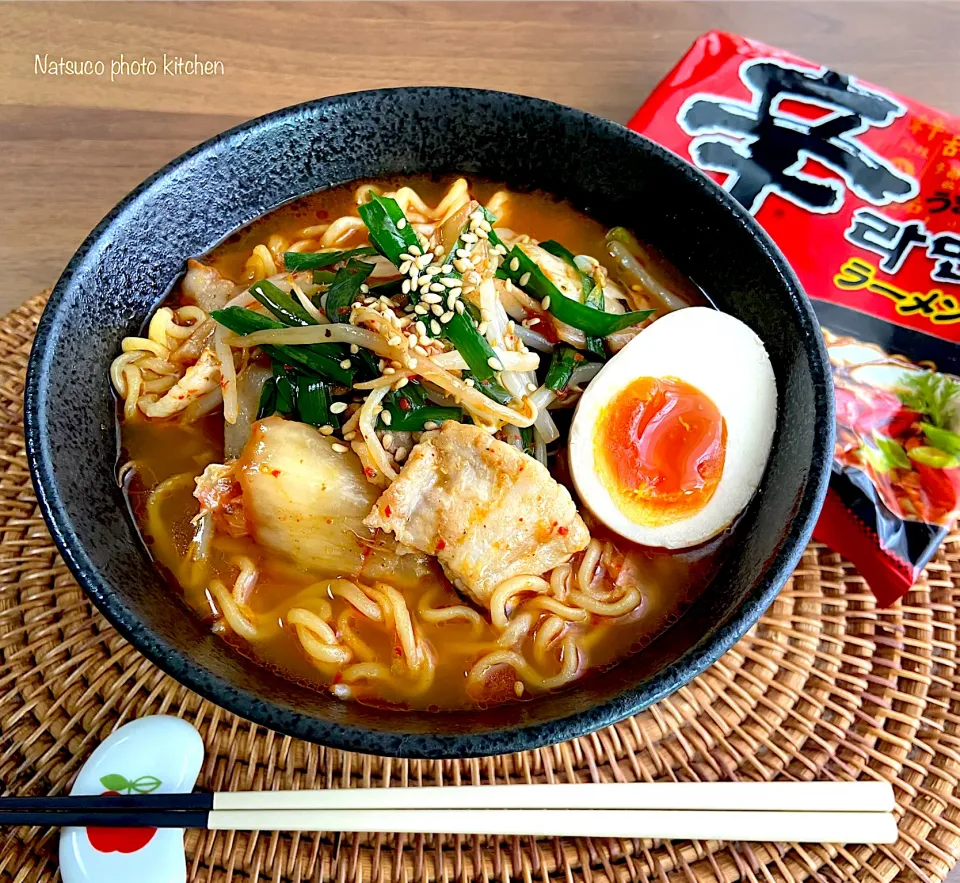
[630,31,960,606]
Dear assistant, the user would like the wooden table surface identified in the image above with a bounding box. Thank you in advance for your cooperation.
[3,1,960,312]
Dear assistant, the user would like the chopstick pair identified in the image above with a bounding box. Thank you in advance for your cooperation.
[0,782,899,844]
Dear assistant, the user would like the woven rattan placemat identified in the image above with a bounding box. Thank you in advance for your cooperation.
[2,294,960,883]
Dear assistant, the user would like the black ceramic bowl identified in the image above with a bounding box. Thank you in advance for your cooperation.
[25,88,833,758]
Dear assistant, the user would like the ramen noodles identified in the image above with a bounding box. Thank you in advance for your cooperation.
[112,176,775,710]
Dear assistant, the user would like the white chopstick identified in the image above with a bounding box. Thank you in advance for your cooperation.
[214,781,895,814]
[207,808,897,843]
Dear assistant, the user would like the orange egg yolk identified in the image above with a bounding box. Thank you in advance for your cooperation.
[595,376,726,527]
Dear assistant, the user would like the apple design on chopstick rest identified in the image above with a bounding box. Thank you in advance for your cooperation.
[60,716,204,883]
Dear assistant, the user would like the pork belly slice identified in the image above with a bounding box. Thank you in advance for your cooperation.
[365,422,590,607]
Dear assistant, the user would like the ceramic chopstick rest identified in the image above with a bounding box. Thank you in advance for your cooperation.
[60,716,204,883]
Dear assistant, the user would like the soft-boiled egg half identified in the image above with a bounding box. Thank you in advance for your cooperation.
[569,307,777,549]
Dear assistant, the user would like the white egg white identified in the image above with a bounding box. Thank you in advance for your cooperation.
[568,307,777,549]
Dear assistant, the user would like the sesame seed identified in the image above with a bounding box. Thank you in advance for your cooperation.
[451,287,463,298]
[359,284,370,294]
[343,431,357,441]
[440,311,454,324]
[397,218,407,230]
[461,232,478,244]
[414,304,428,315]
[465,378,475,387]
[466,271,482,285]
[416,254,433,270]
[406,333,418,347]
[381,433,394,450]
[495,244,508,256]
[478,322,489,335]
[382,410,393,425]
[456,248,471,259]
[394,446,408,461]
[430,319,442,335]
[441,265,454,275]
[509,257,520,272]
[430,282,445,293]
[453,259,471,273]
[421,292,442,305]
[349,344,359,354]
[409,269,420,286]
[487,356,504,371]
[394,377,409,390]
[383,367,396,375]
[431,304,444,317]
[480,308,493,322]
[330,402,348,414]
[423,421,439,431]
[399,253,413,263]
[409,245,421,256]
[401,279,411,295]
[447,294,458,310]
[319,425,334,436]
[528,317,541,326]
[415,321,427,336]
[475,228,489,239]
[407,357,418,368]
[419,334,432,346]
[434,245,445,256]
[526,381,538,392]
[339,359,352,369]
[506,320,516,334]
[418,275,432,289]
[541,296,551,310]
[387,335,403,347]
[390,359,402,368]
[440,277,458,288]
[414,345,429,357]
[332,443,349,453]
[519,272,531,287]
[455,301,465,314]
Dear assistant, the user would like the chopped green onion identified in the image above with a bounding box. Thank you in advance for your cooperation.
[358,196,421,264]
[463,371,513,405]
[284,247,377,271]
[370,277,404,297]
[545,346,585,392]
[296,376,337,428]
[212,307,355,386]
[540,240,605,358]
[501,247,653,337]
[256,377,278,420]
[272,362,297,415]
[325,260,374,323]
[519,426,536,458]
[361,197,508,390]
[312,269,338,285]
[249,280,314,327]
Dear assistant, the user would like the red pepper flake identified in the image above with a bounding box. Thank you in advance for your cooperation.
[558,525,569,536]
[384,504,392,517]
[271,469,281,477]
[398,398,412,412]
[364,467,376,479]
[436,538,446,551]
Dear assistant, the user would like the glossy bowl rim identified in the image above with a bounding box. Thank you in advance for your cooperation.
[24,87,834,758]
